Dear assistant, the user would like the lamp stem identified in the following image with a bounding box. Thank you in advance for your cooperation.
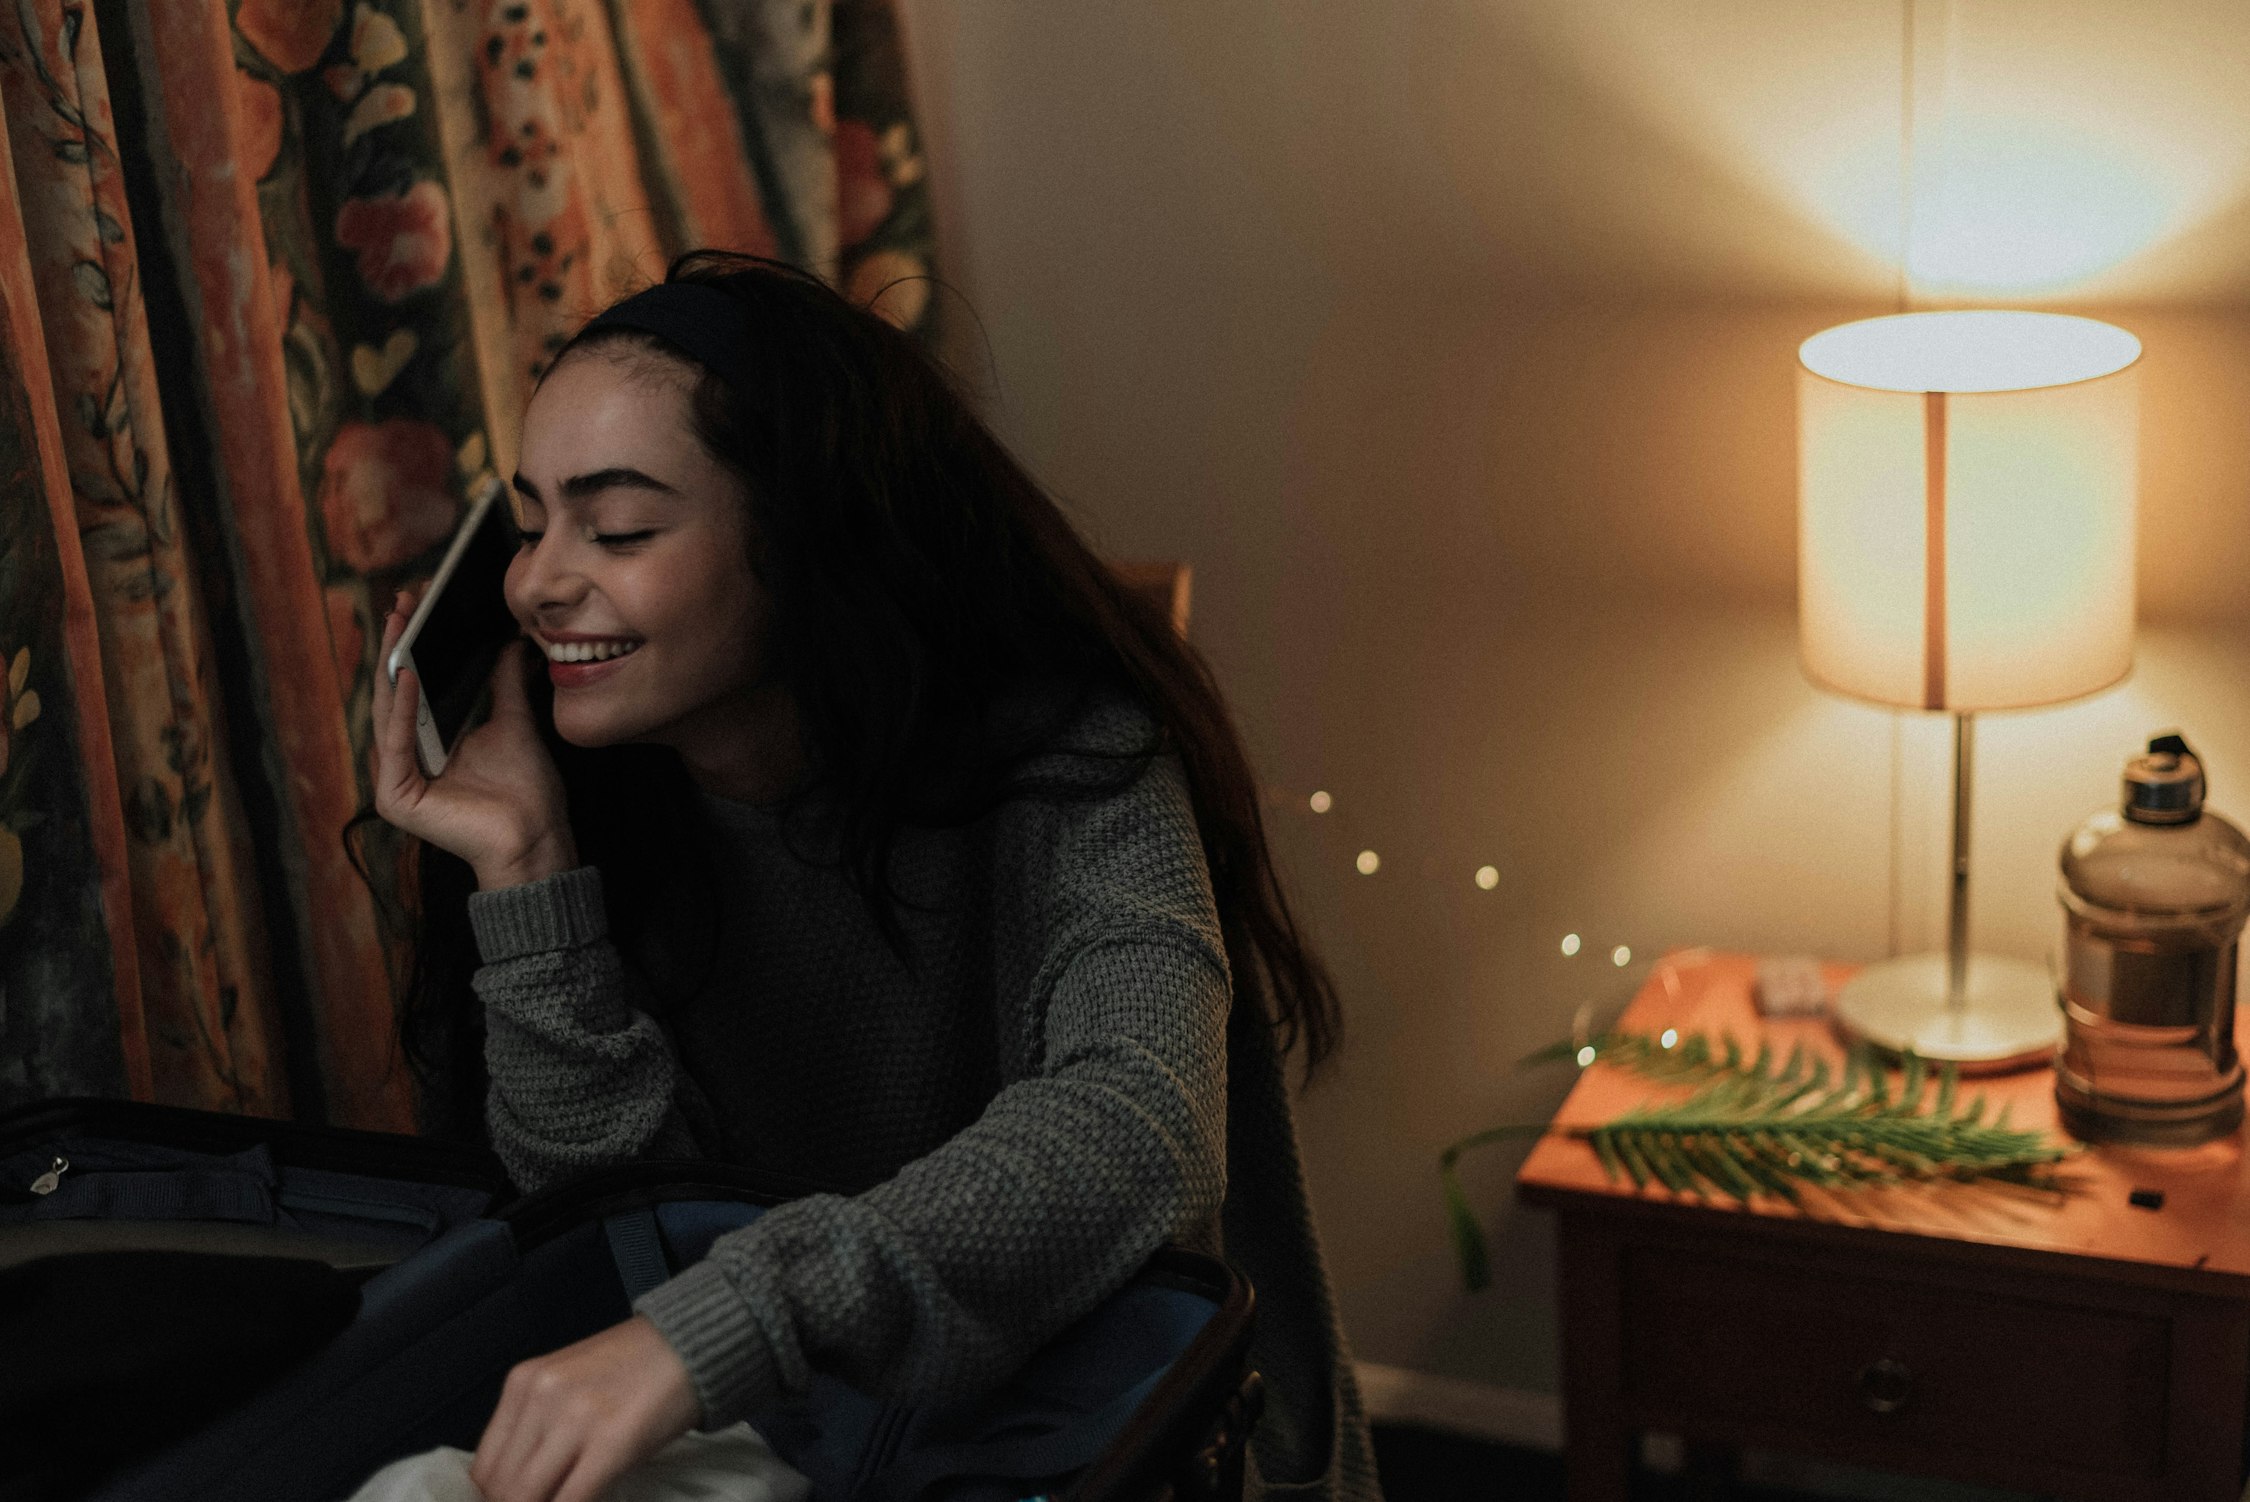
[1947,709,1974,1009]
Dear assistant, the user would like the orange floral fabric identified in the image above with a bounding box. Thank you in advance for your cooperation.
[135,0,414,1129]
[0,0,286,1112]
[0,62,146,1103]
[0,0,940,1126]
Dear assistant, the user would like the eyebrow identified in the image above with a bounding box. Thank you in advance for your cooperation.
[511,466,682,504]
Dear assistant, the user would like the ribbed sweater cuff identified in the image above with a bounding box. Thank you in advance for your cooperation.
[635,1259,782,1430]
[467,866,608,962]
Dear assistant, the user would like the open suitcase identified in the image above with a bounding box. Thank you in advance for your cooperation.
[0,1097,1265,1502]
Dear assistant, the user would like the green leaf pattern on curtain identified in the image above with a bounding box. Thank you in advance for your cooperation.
[0,0,939,1124]
[0,333,133,1104]
[0,80,140,1105]
[0,0,288,1114]
[84,0,418,1129]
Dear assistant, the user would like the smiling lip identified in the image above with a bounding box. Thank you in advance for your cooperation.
[547,653,634,689]
[538,635,642,690]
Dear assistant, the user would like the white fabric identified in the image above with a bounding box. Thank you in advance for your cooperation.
[334,1422,811,1502]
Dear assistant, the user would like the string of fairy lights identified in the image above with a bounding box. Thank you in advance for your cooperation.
[1302,786,1636,971]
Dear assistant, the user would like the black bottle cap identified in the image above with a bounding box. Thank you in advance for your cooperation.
[2124,731,2204,826]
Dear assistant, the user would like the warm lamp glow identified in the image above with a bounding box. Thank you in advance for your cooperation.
[1798,312,2140,712]
[1901,118,2180,298]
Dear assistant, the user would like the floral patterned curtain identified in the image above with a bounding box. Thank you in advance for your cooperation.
[0,0,937,1129]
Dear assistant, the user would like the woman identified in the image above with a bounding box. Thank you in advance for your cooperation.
[371,253,1380,1502]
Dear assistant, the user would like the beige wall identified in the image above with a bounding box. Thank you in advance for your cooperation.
[898,0,2250,1402]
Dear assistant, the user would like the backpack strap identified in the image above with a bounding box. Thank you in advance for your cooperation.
[602,1208,672,1302]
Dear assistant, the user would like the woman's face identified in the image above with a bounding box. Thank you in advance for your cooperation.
[507,346,776,764]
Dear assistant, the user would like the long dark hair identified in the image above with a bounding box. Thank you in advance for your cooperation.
[390,252,1339,1136]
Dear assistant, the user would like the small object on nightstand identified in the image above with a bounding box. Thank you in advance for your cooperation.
[2129,1187,2166,1210]
[1755,956,1831,1017]
[2057,733,2250,1146]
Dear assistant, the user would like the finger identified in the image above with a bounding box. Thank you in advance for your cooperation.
[497,1421,584,1502]
[469,1372,535,1495]
[373,664,426,813]
[468,1388,520,1497]
[550,1439,640,1502]
[380,588,410,646]
[372,592,407,721]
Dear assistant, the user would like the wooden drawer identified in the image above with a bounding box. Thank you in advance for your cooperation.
[1619,1243,2172,1479]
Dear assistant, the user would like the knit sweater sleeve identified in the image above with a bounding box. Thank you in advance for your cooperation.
[630,749,1232,1426]
[467,865,705,1189]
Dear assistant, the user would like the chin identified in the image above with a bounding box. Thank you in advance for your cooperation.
[550,706,646,749]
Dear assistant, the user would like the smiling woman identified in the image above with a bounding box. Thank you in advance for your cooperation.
[367,253,1380,1502]
[504,354,787,792]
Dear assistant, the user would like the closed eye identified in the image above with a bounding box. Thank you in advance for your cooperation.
[515,528,658,549]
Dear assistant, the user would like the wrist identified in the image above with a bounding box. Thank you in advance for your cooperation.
[474,830,580,891]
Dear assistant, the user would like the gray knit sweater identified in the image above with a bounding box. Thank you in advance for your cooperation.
[465,699,1380,1500]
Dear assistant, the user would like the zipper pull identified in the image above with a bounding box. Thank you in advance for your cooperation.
[28,1155,67,1195]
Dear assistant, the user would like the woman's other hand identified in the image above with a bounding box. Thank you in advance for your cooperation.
[467,1315,700,1502]
[372,590,580,890]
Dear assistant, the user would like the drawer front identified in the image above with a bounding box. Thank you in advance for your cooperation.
[1620,1244,2171,1478]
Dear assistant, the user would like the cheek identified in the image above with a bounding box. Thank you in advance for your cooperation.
[681,563,769,684]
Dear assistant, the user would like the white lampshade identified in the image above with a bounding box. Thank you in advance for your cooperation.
[1798,311,2141,712]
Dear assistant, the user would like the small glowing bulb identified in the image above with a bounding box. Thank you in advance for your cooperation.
[1308,790,1332,813]
[1474,865,1499,890]
[1561,933,1582,957]
[1612,945,1632,967]
[1575,1045,1597,1067]
[1355,849,1380,875]
[1660,1028,1678,1049]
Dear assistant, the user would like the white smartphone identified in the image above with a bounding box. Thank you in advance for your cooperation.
[385,475,520,777]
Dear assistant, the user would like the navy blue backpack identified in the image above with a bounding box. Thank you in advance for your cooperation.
[0,1097,1263,1502]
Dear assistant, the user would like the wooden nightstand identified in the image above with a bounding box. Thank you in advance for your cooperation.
[1515,950,2250,1501]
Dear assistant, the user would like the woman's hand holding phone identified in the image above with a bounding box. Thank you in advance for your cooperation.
[373,588,580,891]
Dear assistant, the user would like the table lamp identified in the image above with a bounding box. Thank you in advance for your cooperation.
[1797,310,2141,1070]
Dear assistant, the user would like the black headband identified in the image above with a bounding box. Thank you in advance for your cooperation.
[578,282,754,389]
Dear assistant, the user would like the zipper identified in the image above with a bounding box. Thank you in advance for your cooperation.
[28,1156,67,1195]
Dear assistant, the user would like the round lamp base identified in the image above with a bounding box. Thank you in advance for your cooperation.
[1832,953,2059,1075]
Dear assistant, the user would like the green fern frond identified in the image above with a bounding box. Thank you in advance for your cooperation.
[1439,1157,1492,1293]
[1434,1125,1544,1292]
[1442,1028,2076,1290]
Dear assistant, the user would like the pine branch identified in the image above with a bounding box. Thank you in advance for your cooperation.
[1441,1029,2075,1291]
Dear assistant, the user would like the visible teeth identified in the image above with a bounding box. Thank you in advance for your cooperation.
[545,639,640,663]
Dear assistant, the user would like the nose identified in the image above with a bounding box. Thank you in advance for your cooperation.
[505,529,589,625]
